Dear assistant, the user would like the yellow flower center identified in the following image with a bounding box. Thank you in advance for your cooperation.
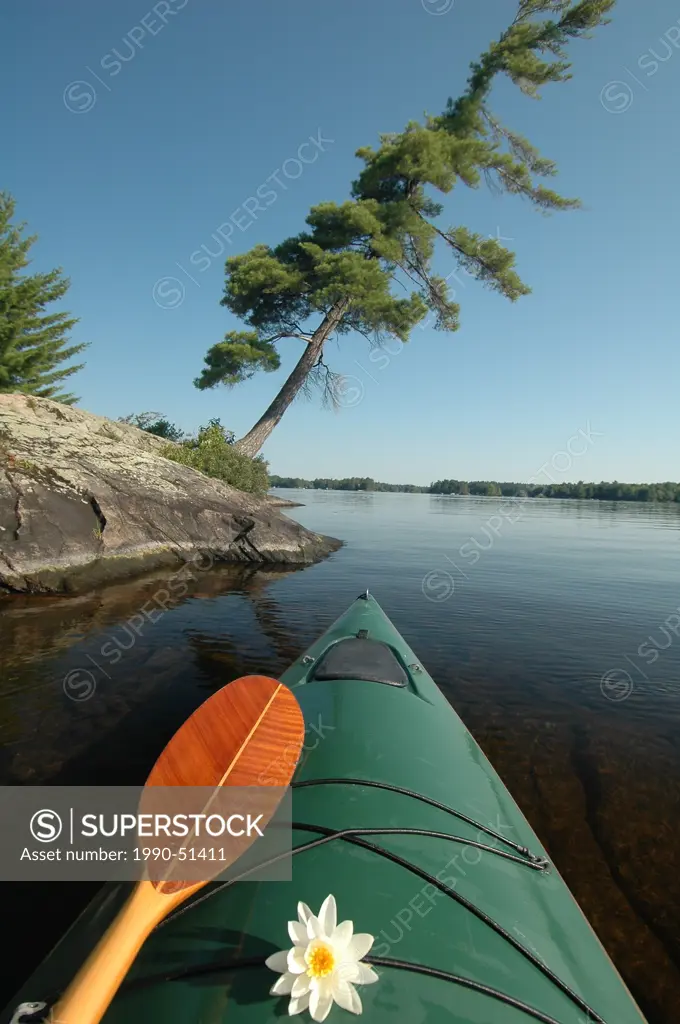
[306,941,335,978]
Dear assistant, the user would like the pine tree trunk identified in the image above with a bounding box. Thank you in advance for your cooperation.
[234,299,348,457]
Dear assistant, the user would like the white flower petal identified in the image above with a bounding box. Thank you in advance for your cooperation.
[336,961,361,984]
[318,894,337,936]
[337,959,379,985]
[287,946,307,974]
[288,991,310,1016]
[332,978,363,1015]
[270,972,295,995]
[355,962,379,985]
[306,913,325,940]
[288,919,307,945]
[331,919,353,951]
[310,982,334,1022]
[348,933,374,961]
[297,901,313,926]
[291,973,311,998]
[265,949,290,974]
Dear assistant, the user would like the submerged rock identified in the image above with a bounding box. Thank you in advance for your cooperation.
[266,494,306,508]
[0,395,340,594]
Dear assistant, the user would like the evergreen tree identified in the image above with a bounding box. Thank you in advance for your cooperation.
[195,0,616,456]
[119,411,186,442]
[0,192,87,404]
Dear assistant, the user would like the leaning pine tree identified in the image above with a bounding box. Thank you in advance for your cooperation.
[0,192,87,404]
[195,0,616,457]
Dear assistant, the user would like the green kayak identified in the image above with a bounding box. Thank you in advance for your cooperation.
[5,592,646,1024]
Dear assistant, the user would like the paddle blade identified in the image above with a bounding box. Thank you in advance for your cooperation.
[146,674,304,788]
[140,675,304,893]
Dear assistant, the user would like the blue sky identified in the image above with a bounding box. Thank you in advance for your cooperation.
[4,0,679,485]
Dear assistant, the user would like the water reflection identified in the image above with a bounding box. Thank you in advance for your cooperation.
[0,565,307,785]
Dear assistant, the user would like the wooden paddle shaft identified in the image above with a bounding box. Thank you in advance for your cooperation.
[52,881,168,1023]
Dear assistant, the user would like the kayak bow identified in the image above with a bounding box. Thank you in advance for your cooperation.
[4,592,647,1024]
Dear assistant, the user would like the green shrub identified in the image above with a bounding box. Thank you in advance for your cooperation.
[119,411,185,441]
[162,419,269,495]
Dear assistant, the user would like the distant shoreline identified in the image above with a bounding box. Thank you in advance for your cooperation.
[270,477,680,504]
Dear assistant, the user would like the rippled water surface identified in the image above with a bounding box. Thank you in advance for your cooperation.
[1,492,679,1020]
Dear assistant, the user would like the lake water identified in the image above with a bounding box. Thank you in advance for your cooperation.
[1,491,679,1020]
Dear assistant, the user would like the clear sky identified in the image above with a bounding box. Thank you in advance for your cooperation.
[4,0,679,485]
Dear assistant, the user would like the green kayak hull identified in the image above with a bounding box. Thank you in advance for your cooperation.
[3,593,646,1024]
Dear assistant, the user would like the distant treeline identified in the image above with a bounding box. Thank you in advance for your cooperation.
[270,476,680,503]
[271,476,427,493]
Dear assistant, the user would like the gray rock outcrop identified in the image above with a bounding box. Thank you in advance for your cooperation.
[0,395,340,594]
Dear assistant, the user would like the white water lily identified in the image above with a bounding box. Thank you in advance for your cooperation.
[265,894,379,1020]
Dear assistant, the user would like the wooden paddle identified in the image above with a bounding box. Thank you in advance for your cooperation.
[52,675,304,1024]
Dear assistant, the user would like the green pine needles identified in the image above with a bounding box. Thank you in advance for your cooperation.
[195,0,616,456]
[0,192,87,404]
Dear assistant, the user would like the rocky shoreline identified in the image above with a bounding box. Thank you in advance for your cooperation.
[265,494,305,509]
[0,395,339,595]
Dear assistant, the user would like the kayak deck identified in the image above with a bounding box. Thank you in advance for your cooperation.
[3,593,646,1024]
